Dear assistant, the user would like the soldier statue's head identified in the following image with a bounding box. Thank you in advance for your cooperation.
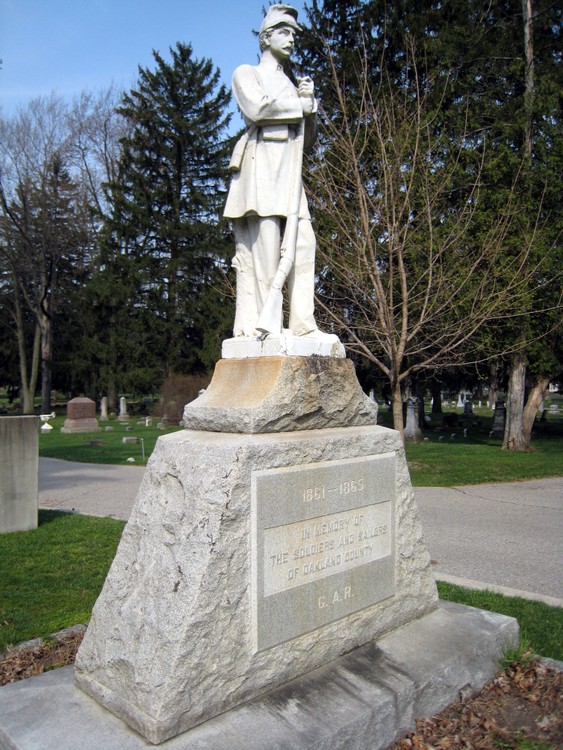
[259,4,301,53]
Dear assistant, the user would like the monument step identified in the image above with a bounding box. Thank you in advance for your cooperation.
[0,601,518,750]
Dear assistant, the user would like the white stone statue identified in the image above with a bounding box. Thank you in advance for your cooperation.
[223,4,344,358]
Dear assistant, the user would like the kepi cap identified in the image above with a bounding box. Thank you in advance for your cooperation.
[260,4,301,34]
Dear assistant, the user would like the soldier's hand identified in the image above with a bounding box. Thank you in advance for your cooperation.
[297,76,315,115]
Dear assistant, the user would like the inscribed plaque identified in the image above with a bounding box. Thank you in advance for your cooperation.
[251,454,395,651]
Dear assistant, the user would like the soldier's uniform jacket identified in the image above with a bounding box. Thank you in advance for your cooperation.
[223,56,317,220]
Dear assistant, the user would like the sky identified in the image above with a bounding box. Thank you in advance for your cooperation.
[0,0,308,125]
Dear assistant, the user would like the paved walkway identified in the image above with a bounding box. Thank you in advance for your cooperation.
[39,457,145,521]
[39,458,562,605]
[415,478,562,604]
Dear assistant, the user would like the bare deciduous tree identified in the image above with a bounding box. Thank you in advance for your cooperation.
[307,41,555,439]
[0,91,123,412]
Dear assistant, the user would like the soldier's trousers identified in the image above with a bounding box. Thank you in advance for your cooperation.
[231,215,317,337]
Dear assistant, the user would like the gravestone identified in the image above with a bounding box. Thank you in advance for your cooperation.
[462,399,481,429]
[100,397,109,421]
[490,400,506,438]
[403,397,422,442]
[0,416,38,533]
[118,397,129,422]
[61,397,100,434]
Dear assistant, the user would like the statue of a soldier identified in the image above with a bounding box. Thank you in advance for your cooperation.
[224,4,342,354]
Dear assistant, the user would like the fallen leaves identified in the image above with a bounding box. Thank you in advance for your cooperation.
[393,657,562,749]
[0,626,85,686]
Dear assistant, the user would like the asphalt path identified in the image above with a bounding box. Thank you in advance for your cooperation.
[38,458,562,605]
[416,478,562,604]
[39,457,145,521]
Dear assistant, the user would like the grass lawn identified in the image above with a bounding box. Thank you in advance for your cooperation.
[405,431,563,486]
[0,511,125,651]
[37,410,563,486]
[395,411,563,486]
[438,582,563,662]
[38,415,181,465]
[1,511,561,660]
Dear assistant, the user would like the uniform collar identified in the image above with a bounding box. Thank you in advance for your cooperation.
[259,56,285,73]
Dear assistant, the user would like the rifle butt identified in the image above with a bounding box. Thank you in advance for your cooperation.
[256,289,283,335]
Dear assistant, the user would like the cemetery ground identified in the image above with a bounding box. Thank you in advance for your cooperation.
[1,405,561,747]
[33,403,563,485]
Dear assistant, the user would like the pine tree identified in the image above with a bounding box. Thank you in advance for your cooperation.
[97,43,234,395]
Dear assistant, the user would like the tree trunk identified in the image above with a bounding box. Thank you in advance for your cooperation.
[522,0,534,162]
[107,378,117,413]
[488,361,499,408]
[522,375,551,448]
[391,380,405,441]
[415,381,426,428]
[40,311,53,413]
[431,380,442,414]
[502,352,528,451]
[13,282,41,414]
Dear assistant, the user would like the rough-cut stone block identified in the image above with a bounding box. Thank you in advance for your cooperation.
[0,416,38,533]
[183,357,377,433]
[0,603,519,750]
[74,424,438,744]
[61,397,100,433]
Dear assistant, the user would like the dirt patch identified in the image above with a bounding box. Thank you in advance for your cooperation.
[0,626,85,685]
[1,634,561,748]
[393,656,562,749]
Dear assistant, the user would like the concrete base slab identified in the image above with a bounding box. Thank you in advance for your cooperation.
[221,332,346,359]
[0,601,518,750]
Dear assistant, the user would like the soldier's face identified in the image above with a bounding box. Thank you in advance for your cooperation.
[268,25,295,61]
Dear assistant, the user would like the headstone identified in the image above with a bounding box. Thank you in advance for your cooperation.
[456,392,464,408]
[463,401,473,415]
[163,399,178,425]
[117,397,129,422]
[404,397,422,442]
[100,397,109,421]
[0,416,38,533]
[490,400,506,438]
[61,397,100,434]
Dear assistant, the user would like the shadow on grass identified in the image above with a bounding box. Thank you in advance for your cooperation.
[38,509,79,526]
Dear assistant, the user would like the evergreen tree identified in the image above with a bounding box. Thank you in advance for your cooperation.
[95,43,234,397]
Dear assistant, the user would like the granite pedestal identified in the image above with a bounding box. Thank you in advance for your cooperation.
[74,423,439,743]
[0,356,519,748]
